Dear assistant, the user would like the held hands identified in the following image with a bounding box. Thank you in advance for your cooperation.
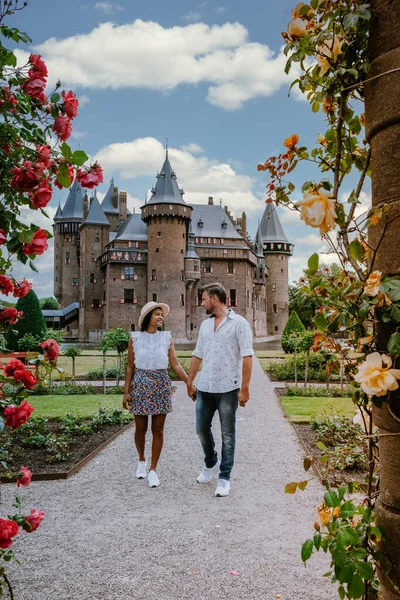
[122,393,131,410]
[238,387,250,407]
[187,382,197,402]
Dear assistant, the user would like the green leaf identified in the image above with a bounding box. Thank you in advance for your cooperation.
[303,455,315,472]
[336,203,346,227]
[338,585,346,600]
[317,441,327,452]
[29,260,39,273]
[340,501,356,519]
[285,482,298,494]
[18,230,33,243]
[359,303,371,320]
[299,4,311,16]
[60,143,72,160]
[357,5,371,19]
[337,527,360,549]
[324,490,339,508]
[51,93,61,103]
[298,480,308,491]
[308,253,319,273]
[356,561,374,580]
[348,573,365,598]
[348,190,359,204]
[71,150,89,167]
[301,539,314,563]
[4,51,17,67]
[313,532,321,550]
[57,172,72,188]
[388,332,400,357]
[338,563,354,584]
[312,101,320,113]
[349,239,364,261]
[310,0,318,8]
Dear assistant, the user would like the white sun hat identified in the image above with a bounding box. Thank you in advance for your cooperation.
[138,301,170,329]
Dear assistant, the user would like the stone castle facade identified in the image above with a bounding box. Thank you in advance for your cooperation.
[52,154,293,342]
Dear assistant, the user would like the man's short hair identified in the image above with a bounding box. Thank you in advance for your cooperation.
[200,282,227,304]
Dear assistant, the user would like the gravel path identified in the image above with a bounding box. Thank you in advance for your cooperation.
[1,359,337,600]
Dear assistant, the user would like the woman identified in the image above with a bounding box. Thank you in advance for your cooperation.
[123,301,189,488]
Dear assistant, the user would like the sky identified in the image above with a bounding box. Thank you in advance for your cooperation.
[3,0,370,300]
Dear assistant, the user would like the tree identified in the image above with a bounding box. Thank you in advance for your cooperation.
[281,311,305,353]
[6,289,46,350]
[289,284,318,329]
[62,345,81,384]
[100,328,130,387]
[39,297,59,310]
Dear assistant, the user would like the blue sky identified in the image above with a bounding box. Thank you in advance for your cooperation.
[4,0,369,299]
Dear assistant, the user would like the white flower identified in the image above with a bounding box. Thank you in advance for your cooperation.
[354,352,400,397]
[294,188,337,235]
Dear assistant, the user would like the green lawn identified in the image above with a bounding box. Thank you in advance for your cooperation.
[28,394,124,420]
[279,395,354,423]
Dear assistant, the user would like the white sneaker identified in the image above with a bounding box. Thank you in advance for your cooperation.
[197,460,221,484]
[147,470,160,488]
[215,479,230,497]
[136,461,147,479]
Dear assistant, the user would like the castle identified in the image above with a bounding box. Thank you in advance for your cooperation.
[51,154,293,342]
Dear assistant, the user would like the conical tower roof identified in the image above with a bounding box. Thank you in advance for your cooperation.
[54,202,63,220]
[115,213,147,241]
[254,224,264,257]
[59,179,83,221]
[259,202,289,244]
[101,178,119,214]
[83,191,110,227]
[147,153,187,206]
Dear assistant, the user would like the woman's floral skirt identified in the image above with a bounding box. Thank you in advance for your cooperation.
[130,369,172,416]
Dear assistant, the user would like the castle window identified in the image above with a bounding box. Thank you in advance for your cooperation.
[180,294,185,307]
[181,249,184,254]
[95,236,99,243]
[91,253,96,262]
[223,249,228,257]
[181,270,184,281]
[207,238,211,244]
[195,237,199,244]
[124,266,134,281]
[194,261,199,272]
[65,251,70,265]
[124,289,134,304]
[281,268,284,273]
[213,238,216,244]
[227,260,234,274]
[151,269,157,281]
[204,260,212,274]
[272,283,276,292]
[157,232,161,238]
[275,325,279,332]
[156,248,160,254]
[182,233,185,239]
[229,289,237,307]
[90,273,95,283]
[220,239,224,245]
[92,299,100,309]
[153,294,158,302]
[273,304,277,313]
[73,277,78,286]
[136,242,139,248]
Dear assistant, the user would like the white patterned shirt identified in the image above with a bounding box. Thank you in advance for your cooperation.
[131,331,171,370]
[193,310,254,393]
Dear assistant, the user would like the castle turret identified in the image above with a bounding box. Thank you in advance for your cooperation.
[101,178,122,231]
[53,180,83,308]
[141,152,192,339]
[259,203,293,336]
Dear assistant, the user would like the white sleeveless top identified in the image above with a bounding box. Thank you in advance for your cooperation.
[131,331,172,370]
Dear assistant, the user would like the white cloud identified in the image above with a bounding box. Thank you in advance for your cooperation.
[94,2,123,15]
[78,94,90,107]
[182,11,202,22]
[180,142,204,154]
[16,20,295,110]
[94,137,264,217]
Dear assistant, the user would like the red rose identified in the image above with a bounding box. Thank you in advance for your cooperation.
[76,163,103,189]
[22,229,49,256]
[4,400,34,429]
[0,519,19,549]
[17,466,32,488]
[54,164,75,190]
[0,274,14,296]
[0,87,18,111]
[36,144,52,171]
[39,338,60,361]
[29,54,48,79]
[0,307,22,325]
[0,229,6,245]
[4,358,25,377]
[23,509,44,533]
[13,278,32,298]
[21,74,47,100]
[52,115,72,142]
[13,369,37,390]
[10,161,41,191]
[30,179,53,210]
[61,90,79,119]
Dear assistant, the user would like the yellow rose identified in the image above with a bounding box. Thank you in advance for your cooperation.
[354,352,400,397]
[294,188,337,235]
[317,503,331,526]
[288,17,308,38]
[292,2,314,19]
[364,271,382,296]
[317,37,343,75]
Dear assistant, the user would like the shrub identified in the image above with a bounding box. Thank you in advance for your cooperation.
[281,311,305,353]
[6,290,47,350]
[33,382,97,395]
[285,384,353,397]
[311,414,363,447]
[266,352,335,381]
[86,366,124,379]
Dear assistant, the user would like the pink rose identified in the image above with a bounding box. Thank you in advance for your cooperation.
[52,115,72,142]
[61,90,79,119]
[13,369,37,390]
[76,163,104,189]
[39,339,60,361]
[0,519,19,549]
[0,307,22,325]
[17,466,32,488]
[30,179,53,210]
[0,229,6,245]
[36,144,52,171]
[13,278,32,298]
[23,509,44,533]
[0,274,14,296]
[4,400,35,429]
[10,161,41,191]
[22,229,49,256]
[29,54,48,79]
[21,74,47,100]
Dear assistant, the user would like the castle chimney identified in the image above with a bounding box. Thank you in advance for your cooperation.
[208,196,214,205]
[83,193,89,220]
[119,191,127,221]
[240,211,247,238]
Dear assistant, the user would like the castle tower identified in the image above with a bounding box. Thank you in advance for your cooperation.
[141,152,192,339]
[53,180,84,307]
[101,178,123,231]
[259,203,294,336]
[79,191,110,341]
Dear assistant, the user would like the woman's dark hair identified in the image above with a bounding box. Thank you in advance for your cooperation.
[199,282,227,305]
[140,308,165,332]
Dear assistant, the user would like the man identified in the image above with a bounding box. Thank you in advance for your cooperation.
[187,282,253,497]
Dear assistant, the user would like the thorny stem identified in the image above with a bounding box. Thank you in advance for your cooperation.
[3,573,14,600]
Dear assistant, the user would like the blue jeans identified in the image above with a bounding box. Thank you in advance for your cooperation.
[196,389,239,481]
